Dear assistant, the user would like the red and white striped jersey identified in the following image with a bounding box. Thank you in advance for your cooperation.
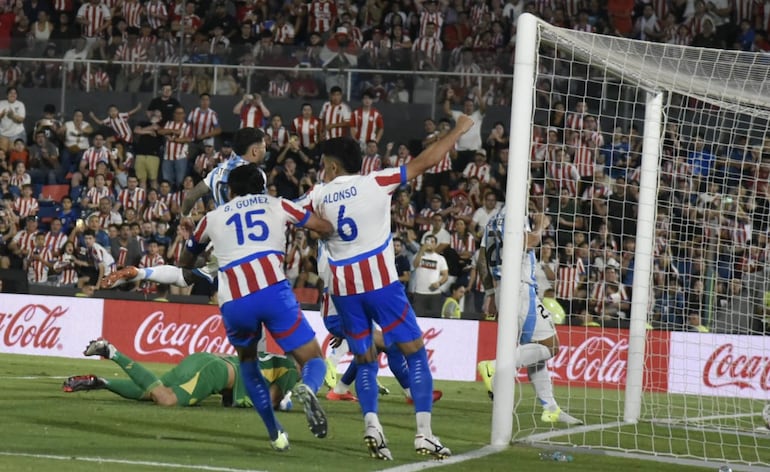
[266,125,289,149]
[27,248,55,283]
[114,43,147,76]
[54,255,78,285]
[573,23,596,33]
[319,101,351,139]
[469,3,488,26]
[1,65,21,87]
[44,231,68,254]
[11,230,36,255]
[13,197,39,218]
[77,2,111,38]
[102,112,133,144]
[446,204,473,232]
[272,22,295,44]
[362,37,392,58]
[734,0,758,22]
[309,167,405,296]
[351,107,384,145]
[191,194,310,305]
[10,172,30,188]
[122,1,144,28]
[195,153,217,177]
[186,107,219,141]
[360,155,382,175]
[571,141,597,177]
[80,69,110,91]
[462,162,491,183]
[548,162,580,196]
[90,242,116,272]
[140,252,165,269]
[417,207,439,233]
[145,0,169,30]
[556,258,585,299]
[117,187,146,211]
[388,153,422,191]
[157,191,174,209]
[163,121,191,160]
[239,103,266,129]
[168,190,185,211]
[581,181,612,201]
[566,112,584,130]
[391,202,415,235]
[450,231,476,255]
[669,27,692,45]
[141,201,169,222]
[137,34,157,50]
[308,0,338,34]
[412,36,443,68]
[419,10,444,39]
[85,186,112,207]
[454,62,481,89]
[53,0,75,13]
[725,219,752,245]
[97,211,122,229]
[81,146,111,171]
[592,282,629,314]
[268,80,291,98]
[686,14,709,36]
[291,116,321,148]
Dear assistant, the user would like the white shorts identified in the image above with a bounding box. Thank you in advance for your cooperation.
[496,284,556,344]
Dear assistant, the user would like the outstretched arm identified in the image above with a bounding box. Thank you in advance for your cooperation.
[405,114,473,181]
[181,180,211,215]
[302,213,333,238]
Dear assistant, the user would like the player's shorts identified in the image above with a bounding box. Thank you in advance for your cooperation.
[160,352,230,406]
[516,284,556,344]
[331,282,423,356]
[320,289,344,338]
[221,280,316,353]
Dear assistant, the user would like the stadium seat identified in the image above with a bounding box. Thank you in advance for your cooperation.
[293,287,320,305]
[37,202,60,225]
[40,185,70,203]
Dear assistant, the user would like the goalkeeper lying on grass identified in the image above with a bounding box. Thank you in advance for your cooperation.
[63,339,298,410]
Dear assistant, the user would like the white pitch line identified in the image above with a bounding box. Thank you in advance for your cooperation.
[376,445,506,472]
[0,375,67,380]
[0,451,268,472]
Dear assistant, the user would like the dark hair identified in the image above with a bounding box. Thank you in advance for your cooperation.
[199,93,210,99]
[321,137,361,173]
[450,281,464,293]
[228,163,266,197]
[232,127,265,156]
[330,86,343,95]
[83,229,96,237]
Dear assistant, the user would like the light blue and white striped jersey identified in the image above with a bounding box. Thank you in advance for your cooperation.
[205,155,267,207]
[482,207,537,287]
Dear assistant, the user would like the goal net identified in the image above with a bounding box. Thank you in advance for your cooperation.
[494,13,770,470]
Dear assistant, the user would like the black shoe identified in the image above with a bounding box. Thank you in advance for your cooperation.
[62,375,106,392]
[83,339,114,358]
[293,383,328,438]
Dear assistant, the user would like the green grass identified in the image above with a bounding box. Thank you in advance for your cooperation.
[0,353,757,472]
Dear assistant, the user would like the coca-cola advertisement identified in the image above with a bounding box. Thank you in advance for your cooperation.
[668,332,770,400]
[476,323,670,392]
[0,294,104,358]
[102,300,236,363]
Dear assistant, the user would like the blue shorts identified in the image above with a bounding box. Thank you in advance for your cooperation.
[221,280,316,353]
[331,282,423,355]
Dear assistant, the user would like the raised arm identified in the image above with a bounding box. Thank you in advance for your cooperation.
[181,179,211,215]
[405,114,473,181]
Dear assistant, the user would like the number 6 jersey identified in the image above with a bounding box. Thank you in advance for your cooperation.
[310,166,405,296]
[188,193,310,305]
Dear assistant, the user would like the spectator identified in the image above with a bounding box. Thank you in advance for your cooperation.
[30,11,54,55]
[290,66,320,99]
[9,144,29,178]
[360,140,383,175]
[96,197,123,229]
[462,149,491,186]
[9,216,39,262]
[59,109,93,174]
[13,184,38,219]
[132,110,164,190]
[44,218,68,256]
[472,190,501,238]
[187,93,221,156]
[113,27,147,93]
[267,72,291,98]
[76,0,112,49]
[441,282,466,319]
[82,173,111,211]
[53,241,79,287]
[443,88,485,173]
[27,130,61,185]
[713,278,758,334]
[50,12,79,43]
[0,87,26,152]
[411,234,449,317]
[140,188,171,223]
[272,156,301,200]
[308,0,338,37]
[393,236,412,289]
[78,132,111,177]
[412,21,443,71]
[158,106,192,189]
[290,103,321,153]
[25,232,55,284]
[147,84,181,124]
[351,90,384,149]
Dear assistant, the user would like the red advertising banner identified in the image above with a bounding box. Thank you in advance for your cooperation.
[476,322,670,392]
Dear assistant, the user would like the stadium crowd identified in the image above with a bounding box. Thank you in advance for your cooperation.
[0,0,768,335]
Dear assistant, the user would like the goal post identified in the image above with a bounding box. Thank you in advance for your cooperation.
[494,12,770,469]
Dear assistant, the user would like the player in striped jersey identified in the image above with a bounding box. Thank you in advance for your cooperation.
[183,163,333,449]
[310,117,473,460]
[476,207,582,425]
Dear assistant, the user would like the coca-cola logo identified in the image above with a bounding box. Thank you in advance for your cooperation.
[321,326,442,372]
[547,335,629,384]
[0,304,66,349]
[703,344,770,390]
[134,311,236,357]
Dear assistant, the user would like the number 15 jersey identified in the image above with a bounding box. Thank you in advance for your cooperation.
[310,166,406,296]
[191,193,310,305]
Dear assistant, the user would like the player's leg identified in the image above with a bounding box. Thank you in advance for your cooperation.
[373,329,443,404]
[221,293,288,450]
[373,283,451,459]
[324,308,358,401]
[333,291,392,460]
[100,265,193,289]
[261,280,327,439]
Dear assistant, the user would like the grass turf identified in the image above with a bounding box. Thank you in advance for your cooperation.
[0,353,750,472]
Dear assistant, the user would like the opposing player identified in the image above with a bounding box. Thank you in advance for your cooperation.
[101,127,267,290]
[476,207,582,425]
[309,116,472,461]
[63,339,299,410]
[182,163,333,450]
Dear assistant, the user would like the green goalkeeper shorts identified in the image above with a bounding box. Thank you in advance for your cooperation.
[160,353,230,406]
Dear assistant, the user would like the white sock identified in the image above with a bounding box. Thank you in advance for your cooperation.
[528,362,558,410]
[516,343,552,369]
[403,387,411,399]
[135,266,187,286]
[364,412,382,430]
[333,381,351,394]
[416,412,432,437]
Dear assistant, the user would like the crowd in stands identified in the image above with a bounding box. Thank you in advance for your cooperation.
[0,0,768,335]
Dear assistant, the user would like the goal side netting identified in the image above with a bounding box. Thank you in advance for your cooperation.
[493,13,770,470]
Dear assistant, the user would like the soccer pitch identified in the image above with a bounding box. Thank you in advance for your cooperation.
[0,353,719,472]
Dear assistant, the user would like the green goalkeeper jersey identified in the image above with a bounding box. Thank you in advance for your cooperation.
[228,352,299,408]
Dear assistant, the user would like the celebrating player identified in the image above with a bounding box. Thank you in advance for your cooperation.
[476,207,582,425]
[63,339,299,411]
[182,163,332,451]
[309,115,473,460]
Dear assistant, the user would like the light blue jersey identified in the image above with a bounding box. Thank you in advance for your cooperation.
[206,155,247,207]
[482,208,537,287]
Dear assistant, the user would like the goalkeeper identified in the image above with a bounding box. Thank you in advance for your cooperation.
[63,339,298,410]
[476,207,582,425]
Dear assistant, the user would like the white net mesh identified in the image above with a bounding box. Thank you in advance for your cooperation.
[510,17,770,469]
